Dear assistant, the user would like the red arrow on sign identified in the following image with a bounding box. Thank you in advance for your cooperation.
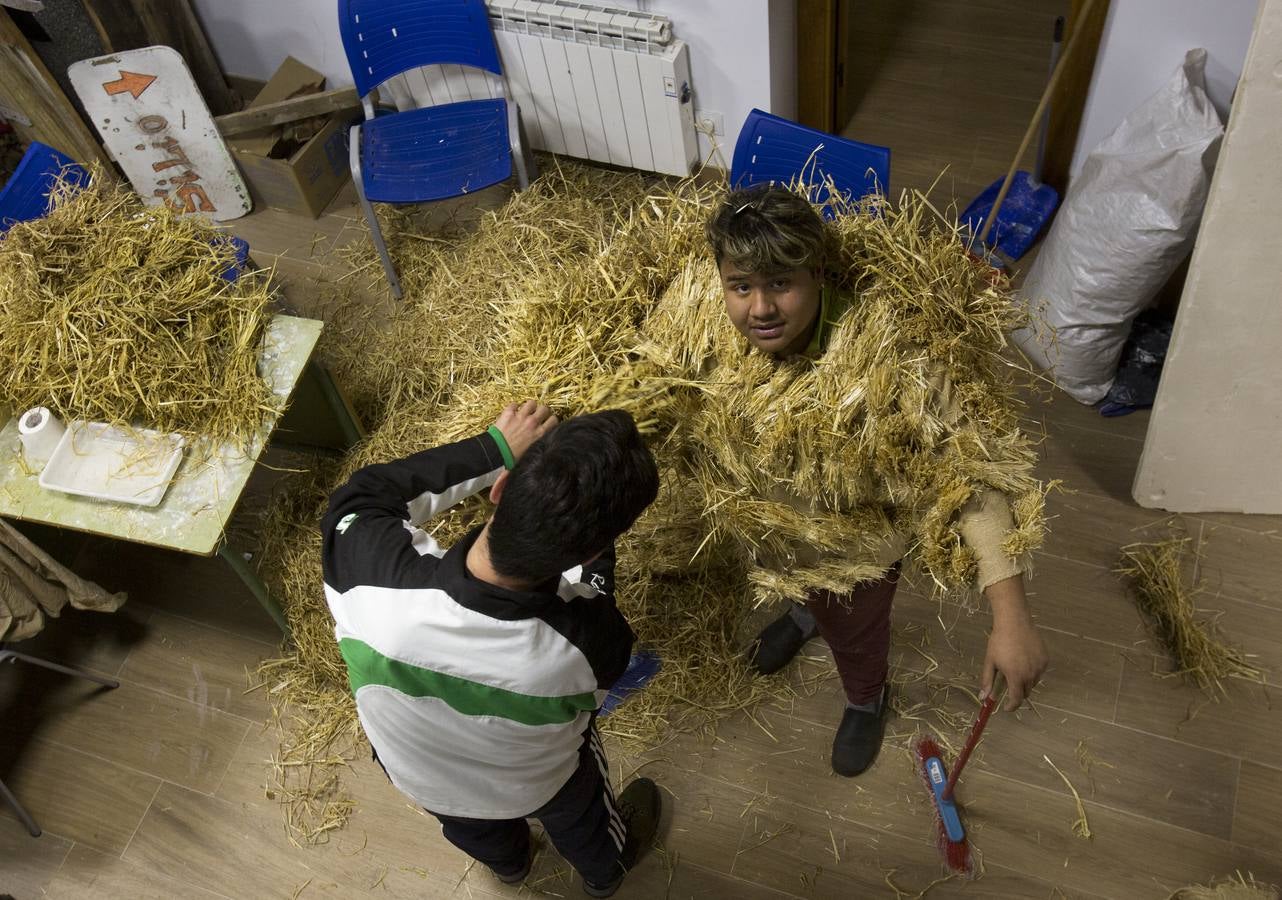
[102,70,157,99]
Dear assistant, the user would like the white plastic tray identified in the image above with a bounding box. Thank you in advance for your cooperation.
[38,421,186,507]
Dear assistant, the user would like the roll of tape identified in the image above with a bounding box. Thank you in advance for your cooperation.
[18,406,66,471]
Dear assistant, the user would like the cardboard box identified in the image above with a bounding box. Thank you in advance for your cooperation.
[233,115,352,218]
[230,57,354,218]
[236,56,326,157]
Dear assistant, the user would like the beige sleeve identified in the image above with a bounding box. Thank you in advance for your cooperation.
[956,488,1024,591]
[931,371,1025,592]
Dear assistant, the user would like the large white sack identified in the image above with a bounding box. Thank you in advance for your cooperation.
[1014,49,1223,404]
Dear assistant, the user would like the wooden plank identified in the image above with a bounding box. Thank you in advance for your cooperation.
[795,0,837,132]
[213,87,360,137]
[3,680,250,794]
[127,780,464,898]
[78,0,147,51]
[116,611,275,721]
[45,845,232,900]
[0,817,73,900]
[0,738,162,854]
[961,768,1282,895]
[1041,0,1111,195]
[833,0,856,131]
[1235,761,1282,856]
[1114,599,1282,764]
[0,8,112,167]
[78,0,237,115]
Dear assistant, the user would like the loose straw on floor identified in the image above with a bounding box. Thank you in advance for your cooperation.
[1117,537,1264,699]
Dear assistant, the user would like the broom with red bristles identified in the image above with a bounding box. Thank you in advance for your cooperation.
[912,692,998,876]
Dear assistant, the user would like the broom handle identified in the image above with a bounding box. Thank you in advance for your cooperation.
[979,0,1100,243]
[941,694,997,801]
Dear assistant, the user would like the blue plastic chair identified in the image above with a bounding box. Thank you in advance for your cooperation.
[0,142,89,234]
[730,109,890,217]
[338,0,534,297]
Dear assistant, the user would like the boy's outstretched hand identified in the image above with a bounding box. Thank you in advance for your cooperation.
[981,574,1049,711]
[494,400,559,462]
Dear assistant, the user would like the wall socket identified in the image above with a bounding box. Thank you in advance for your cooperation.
[696,110,724,136]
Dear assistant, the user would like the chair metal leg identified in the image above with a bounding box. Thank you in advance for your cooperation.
[349,122,403,299]
[0,649,119,688]
[355,189,403,300]
[508,100,535,190]
[0,776,40,837]
[217,544,290,638]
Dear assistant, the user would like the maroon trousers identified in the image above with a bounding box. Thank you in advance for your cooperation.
[804,564,901,705]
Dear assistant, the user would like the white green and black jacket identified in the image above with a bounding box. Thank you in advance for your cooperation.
[321,430,634,819]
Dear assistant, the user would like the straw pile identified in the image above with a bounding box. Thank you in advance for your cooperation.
[0,168,275,445]
[1169,874,1280,900]
[254,160,1046,841]
[1117,537,1264,698]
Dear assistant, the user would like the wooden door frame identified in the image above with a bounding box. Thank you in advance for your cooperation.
[796,0,838,132]
[1041,0,1111,194]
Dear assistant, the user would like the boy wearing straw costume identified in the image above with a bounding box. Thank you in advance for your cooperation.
[704,185,1049,776]
[322,403,663,898]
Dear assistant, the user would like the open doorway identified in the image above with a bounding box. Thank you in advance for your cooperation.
[799,0,1108,211]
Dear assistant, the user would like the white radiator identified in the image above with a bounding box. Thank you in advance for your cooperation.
[380,0,699,177]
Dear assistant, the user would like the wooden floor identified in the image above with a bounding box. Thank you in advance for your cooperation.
[5,5,1282,897]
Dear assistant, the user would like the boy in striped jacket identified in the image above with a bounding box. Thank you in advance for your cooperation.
[322,402,662,898]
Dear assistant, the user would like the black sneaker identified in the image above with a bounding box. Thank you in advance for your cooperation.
[582,777,662,898]
[492,844,533,884]
[747,609,817,675]
[831,684,891,777]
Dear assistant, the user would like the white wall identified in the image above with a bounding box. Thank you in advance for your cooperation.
[191,0,352,89]
[189,0,797,167]
[623,0,795,163]
[1071,0,1258,175]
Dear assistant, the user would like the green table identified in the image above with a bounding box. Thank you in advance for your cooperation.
[0,315,362,637]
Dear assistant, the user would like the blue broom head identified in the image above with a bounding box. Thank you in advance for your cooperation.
[925,754,966,843]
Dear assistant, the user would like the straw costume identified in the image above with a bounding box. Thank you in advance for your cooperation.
[606,184,1050,775]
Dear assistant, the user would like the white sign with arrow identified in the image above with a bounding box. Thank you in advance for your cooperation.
[69,45,251,221]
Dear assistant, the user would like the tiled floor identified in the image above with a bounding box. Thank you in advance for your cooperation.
[4,2,1281,897]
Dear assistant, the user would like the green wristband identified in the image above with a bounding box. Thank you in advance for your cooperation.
[486,425,516,470]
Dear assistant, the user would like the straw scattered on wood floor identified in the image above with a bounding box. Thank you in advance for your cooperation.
[1169,873,1281,900]
[1043,753,1092,839]
[1117,536,1264,698]
[0,167,276,446]
[251,158,1046,842]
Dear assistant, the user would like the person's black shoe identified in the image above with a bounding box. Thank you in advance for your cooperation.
[492,843,533,884]
[582,777,662,898]
[831,685,891,777]
[747,609,818,675]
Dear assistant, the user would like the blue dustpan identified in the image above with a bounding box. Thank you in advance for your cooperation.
[960,171,1059,268]
[599,648,661,716]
